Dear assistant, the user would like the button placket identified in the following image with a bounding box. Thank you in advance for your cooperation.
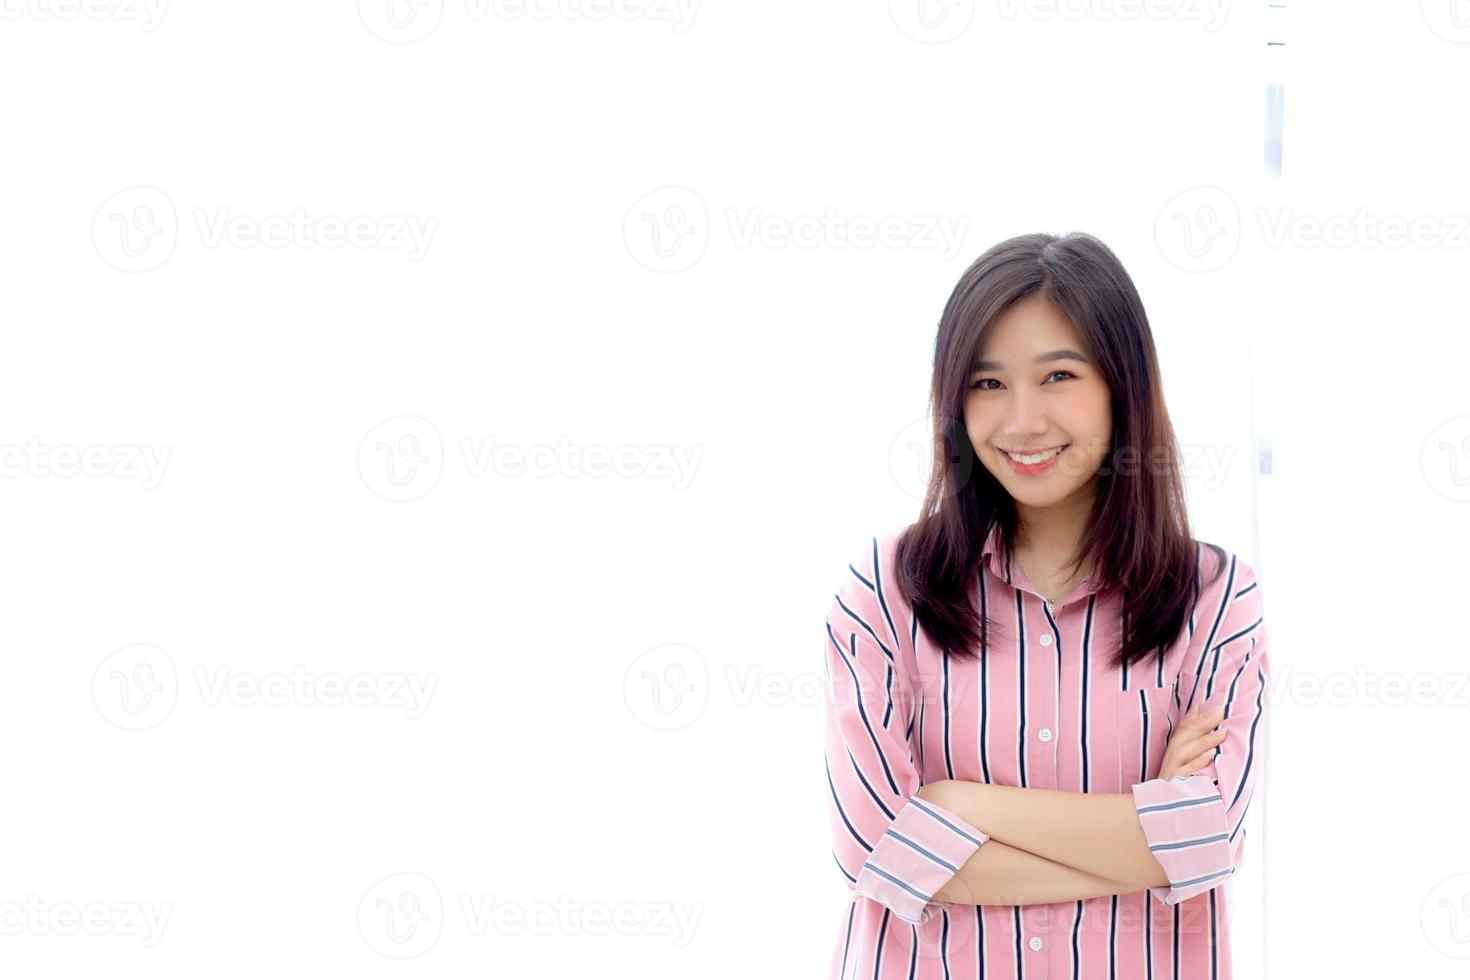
[1032,599,1061,777]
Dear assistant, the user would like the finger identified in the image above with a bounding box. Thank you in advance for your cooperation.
[1166,749,1213,777]
[1180,705,1223,727]
[1165,729,1226,763]
[1189,729,1229,751]
[1170,725,1217,758]
[1195,733,1227,759]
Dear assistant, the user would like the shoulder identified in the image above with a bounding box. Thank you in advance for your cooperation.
[828,523,915,628]
[829,525,917,664]
[835,523,911,589]
[1192,539,1265,616]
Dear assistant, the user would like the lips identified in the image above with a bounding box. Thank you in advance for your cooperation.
[1001,445,1067,463]
[999,444,1069,476]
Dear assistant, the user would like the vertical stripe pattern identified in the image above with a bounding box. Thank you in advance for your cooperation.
[824,525,1270,980]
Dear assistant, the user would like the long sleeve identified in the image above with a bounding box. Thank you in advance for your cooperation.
[824,536,990,925]
[1129,554,1270,907]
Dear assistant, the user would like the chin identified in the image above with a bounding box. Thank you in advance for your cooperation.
[1007,480,1074,502]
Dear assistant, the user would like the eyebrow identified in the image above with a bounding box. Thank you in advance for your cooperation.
[971,349,1091,372]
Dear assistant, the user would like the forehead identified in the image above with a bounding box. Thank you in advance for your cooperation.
[973,295,1086,364]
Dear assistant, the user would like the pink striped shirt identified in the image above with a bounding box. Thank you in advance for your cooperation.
[824,524,1269,979]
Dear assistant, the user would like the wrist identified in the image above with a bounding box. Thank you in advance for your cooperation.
[917,779,953,808]
[921,779,976,826]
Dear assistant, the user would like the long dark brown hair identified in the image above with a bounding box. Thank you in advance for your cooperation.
[894,231,1226,671]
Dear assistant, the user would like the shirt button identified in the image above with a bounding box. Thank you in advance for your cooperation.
[1038,728,1052,742]
[1039,634,1053,646]
[1029,936,1043,951]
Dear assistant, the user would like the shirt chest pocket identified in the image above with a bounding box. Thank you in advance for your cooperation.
[1113,675,1191,787]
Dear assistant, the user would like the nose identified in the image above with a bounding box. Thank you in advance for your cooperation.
[1001,388,1049,438]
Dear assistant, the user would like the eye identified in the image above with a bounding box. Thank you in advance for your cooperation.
[969,371,1076,390]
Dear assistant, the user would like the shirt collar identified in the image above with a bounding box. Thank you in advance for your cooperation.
[980,522,1011,584]
[980,522,1104,604]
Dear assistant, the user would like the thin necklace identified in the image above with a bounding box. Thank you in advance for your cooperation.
[1014,553,1079,608]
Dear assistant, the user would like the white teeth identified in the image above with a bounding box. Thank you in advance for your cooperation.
[1005,446,1065,465]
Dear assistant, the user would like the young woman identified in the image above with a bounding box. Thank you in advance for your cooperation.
[824,232,1269,979]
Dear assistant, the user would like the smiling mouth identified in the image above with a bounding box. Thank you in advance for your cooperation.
[1000,445,1068,464]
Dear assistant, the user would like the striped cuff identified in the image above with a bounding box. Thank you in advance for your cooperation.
[852,796,989,925]
[1131,774,1235,906]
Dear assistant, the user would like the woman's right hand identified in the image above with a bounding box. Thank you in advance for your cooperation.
[1158,705,1227,781]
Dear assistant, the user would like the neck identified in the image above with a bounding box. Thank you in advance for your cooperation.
[1014,494,1093,567]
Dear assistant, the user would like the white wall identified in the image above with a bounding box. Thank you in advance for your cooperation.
[1,2,1465,977]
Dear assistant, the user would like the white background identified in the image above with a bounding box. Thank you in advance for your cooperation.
[2,1,1469,977]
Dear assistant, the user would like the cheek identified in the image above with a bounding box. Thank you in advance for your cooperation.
[1058,401,1110,473]
[1087,387,1113,426]
[1068,392,1111,451]
[960,396,988,438]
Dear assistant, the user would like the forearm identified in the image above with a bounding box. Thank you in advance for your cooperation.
[924,780,1168,888]
[932,837,1144,907]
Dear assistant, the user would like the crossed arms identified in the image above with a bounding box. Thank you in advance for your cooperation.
[826,541,1270,922]
[915,781,1170,908]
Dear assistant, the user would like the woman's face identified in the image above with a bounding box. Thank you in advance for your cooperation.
[963,294,1113,518]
